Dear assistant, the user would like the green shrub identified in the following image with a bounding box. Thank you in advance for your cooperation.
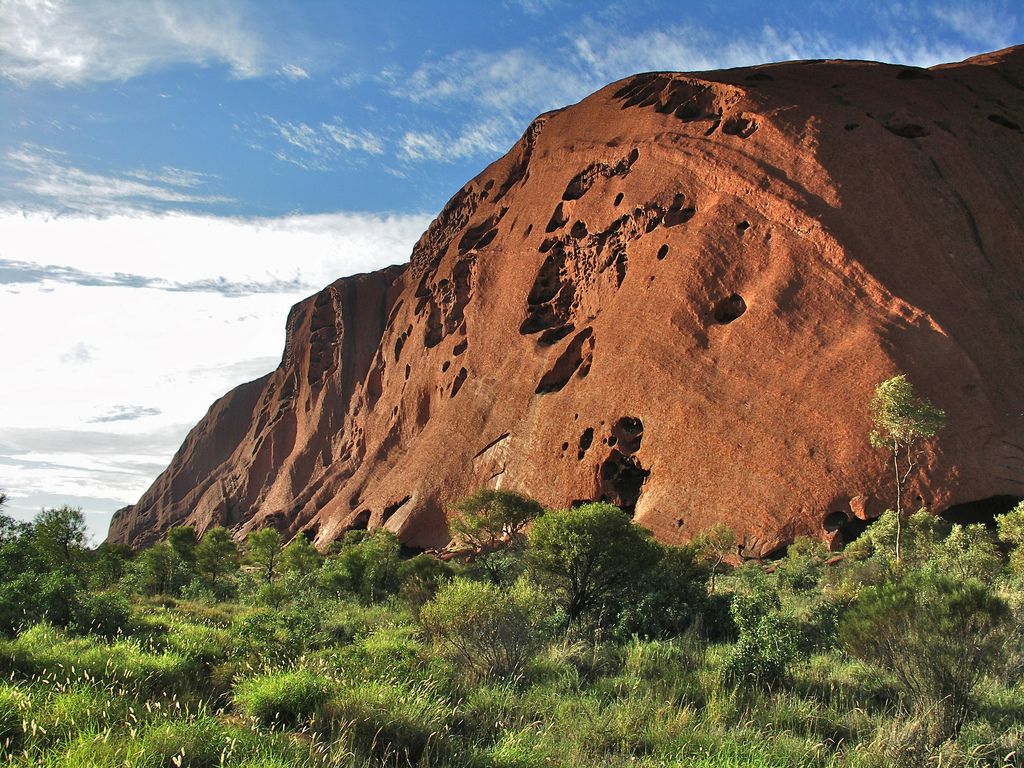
[721,578,798,689]
[320,679,452,762]
[69,592,131,639]
[0,683,30,753]
[841,570,1009,737]
[234,668,331,726]
[421,577,551,680]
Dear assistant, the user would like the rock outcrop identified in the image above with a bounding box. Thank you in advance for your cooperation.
[108,47,1024,557]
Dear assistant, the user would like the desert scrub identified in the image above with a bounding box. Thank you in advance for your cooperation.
[0,682,30,754]
[0,624,198,699]
[318,678,453,762]
[234,668,331,726]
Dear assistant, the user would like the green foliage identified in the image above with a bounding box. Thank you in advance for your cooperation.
[528,503,659,628]
[316,529,401,603]
[69,591,131,638]
[244,528,283,583]
[693,522,735,592]
[194,526,239,598]
[997,501,1024,573]
[421,577,552,680]
[841,570,1009,736]
[279,535,322,578]
[397,553,453,611]
[234,668,330,726]
[777,536,829,594]
[933,523,1001,585]
[450,489,544,583]
[612,543,705,640]
[32,506,87,570]
[722,572,798,689]
[868,374,945,562]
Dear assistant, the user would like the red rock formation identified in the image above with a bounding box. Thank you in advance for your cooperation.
[108,47,1024,557]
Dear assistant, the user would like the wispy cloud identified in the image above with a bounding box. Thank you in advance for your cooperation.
[89,405,163,424]
[0,0,277,84]
[0,258,309,296]
[279,63,310,80]
[4,145,232,214]
[265,116,385,170]
[398,118,512,163]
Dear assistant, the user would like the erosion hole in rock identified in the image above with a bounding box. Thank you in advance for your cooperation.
[736,220,750,233]
[538,324,575,346]
[570,220,589,238]
[722,115,758,138]
[885,123,930,138]
[657,244,669,260]
[713,293,747,324]
[350,510,371,531]
[453,339,468,356]
[561,441,569,451]
[441,360,450,373]
[382,496,411,523]
[450,367,468,398]
[844,122,860,130]
[599,450,650,516]
[546,202,569,232]
[535,328,594,394]
[745,71,773,81]
[941,495,1022,528]
[989,114,1022,131]
[612,416,644,454]
[577,427,594,460]
[613,192,624,207]
[404,364,411,381]
[524,223,533,236]
[675,518,685,528]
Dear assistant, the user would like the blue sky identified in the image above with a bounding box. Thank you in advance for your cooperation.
[0,0,1019,541]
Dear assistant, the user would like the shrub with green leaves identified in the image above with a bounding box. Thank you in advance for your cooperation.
[234,668,330,726]
[721,575,798,689]
[841,570,1009,736]
[421,577,552,680]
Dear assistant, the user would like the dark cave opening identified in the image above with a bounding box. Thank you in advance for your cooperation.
[940,495,1022,529]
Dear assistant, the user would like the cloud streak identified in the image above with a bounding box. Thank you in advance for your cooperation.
[4,145,232,214]
[0,0,276,84]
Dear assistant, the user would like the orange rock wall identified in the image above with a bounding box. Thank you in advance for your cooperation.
[108,48,1024,557]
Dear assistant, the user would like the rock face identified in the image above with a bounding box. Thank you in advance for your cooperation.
[108,47,1024,557]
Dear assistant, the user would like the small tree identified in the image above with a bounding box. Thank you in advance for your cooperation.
[195,526,240,597]
[281,536,323,578]
[869,374,945,563]
[246,528,283,583]
[996,501,1024,573]
[693,522,735,593]
[33,506,87,570]
[450,489,544,583]
[528,502,659,629]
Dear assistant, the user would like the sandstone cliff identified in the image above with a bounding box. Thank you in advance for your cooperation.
[108,47,1024,557]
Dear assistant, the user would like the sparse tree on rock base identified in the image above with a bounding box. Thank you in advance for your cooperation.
[869,374,945,563]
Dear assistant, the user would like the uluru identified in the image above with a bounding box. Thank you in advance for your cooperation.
[107,46,1024,558]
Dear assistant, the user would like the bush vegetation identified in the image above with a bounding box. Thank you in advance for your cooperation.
[2,481,1024,767]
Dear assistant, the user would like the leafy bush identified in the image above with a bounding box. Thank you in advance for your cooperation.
[841,570,1009,736]
[69,591,131,638]
[234,668,331,726]
[320,680,452,762]
[421,577,551,680]
[721,576,798,689]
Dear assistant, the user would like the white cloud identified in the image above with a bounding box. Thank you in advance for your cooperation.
[0,0,278,84]
[5,145,232,213]
[266,116,385,170]
[280,63,310,80]
[933,2,1018,49]
[398,118,511,163]
[0,207,431,538]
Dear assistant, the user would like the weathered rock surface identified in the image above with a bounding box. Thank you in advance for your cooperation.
[109,47,1024,557]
